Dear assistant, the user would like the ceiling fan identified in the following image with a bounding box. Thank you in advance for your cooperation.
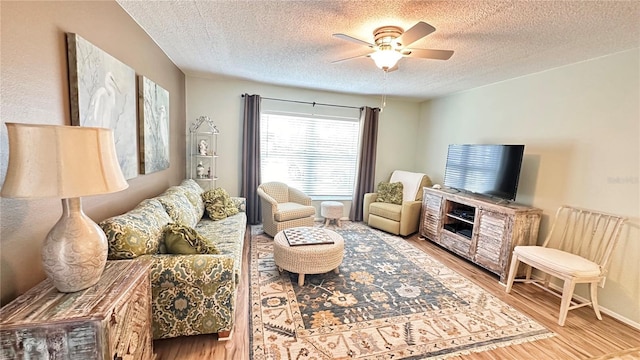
[332,21,454,71]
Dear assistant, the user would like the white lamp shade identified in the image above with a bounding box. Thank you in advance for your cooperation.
[1,123,128,199]
[371,49,403,70]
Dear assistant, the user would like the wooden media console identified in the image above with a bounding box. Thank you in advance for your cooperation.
[420,187,542,283]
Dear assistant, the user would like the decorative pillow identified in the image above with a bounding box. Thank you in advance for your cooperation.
[231,197,246,213]
[157,192,200,228]
[179,180,206,218]
[202,188,239,220]
[180,179,204,196]
[375,181,404,205]
[100,199,172,259]
[162,186,205,220]
[163,223,219,255]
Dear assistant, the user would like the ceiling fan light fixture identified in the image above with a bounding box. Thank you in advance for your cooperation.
[333,21,451,71]
[371,47,402,71]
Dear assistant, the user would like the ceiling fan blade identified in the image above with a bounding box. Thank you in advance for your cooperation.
[396,21,436,48]
[403,48,454,60]
[332,49,375,63]
[333,33,374,47]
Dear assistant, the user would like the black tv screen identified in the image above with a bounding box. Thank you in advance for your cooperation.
[443,144,525,201]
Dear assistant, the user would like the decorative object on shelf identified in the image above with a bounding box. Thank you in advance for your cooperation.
[138,75,170,174]
[198,139,208,155]
[189,116,219,190]
[66,33,137,179]
[196,161,205,178]
[1,123,128,293]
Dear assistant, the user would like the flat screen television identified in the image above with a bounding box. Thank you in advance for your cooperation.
[443,144,525,201]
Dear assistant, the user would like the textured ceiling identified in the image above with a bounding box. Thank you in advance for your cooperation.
[117,1,640,100]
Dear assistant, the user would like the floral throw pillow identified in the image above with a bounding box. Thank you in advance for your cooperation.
[163,223,219,255]
[376,181,404,205]
[157,192,200,228]
[202,188,239,220]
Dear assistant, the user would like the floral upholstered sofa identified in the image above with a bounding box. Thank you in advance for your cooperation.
[99,180,246,340]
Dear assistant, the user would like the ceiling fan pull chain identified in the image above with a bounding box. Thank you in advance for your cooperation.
[380,70,388,110]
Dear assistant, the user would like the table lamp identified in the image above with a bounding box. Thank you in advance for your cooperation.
[1,123,128,292]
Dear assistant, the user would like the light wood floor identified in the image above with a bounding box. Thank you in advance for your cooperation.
[153,226,640,360]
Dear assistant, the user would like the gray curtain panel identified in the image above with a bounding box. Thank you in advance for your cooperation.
[350,106,379,221]
[241,94,262,225]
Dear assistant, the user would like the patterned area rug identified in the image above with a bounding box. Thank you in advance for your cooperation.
[249,222,553,359]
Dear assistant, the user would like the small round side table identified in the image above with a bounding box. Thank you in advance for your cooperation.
[321,201,344,227]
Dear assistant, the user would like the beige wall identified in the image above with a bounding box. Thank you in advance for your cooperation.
[0,1,186,305]
[186,75,422,216]
[416,49,640,324]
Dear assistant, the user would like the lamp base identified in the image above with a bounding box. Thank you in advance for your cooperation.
[42,198,108,292]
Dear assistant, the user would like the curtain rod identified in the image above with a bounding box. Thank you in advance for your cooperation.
[241,94,360,110]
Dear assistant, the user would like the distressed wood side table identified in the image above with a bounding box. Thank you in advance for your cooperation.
[0,260,152,360]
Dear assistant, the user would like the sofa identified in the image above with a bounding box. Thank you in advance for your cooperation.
[99,179,246,340]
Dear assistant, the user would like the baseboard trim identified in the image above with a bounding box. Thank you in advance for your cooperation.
[314,216,350,222]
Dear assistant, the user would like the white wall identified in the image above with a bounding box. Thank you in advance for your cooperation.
[186,75,422,215]
[416,49,640,325]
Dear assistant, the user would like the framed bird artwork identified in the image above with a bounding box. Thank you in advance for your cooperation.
[67,33,137,179]
[138,76,170,174]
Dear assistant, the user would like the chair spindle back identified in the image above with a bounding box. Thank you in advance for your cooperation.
[542,206,626,274]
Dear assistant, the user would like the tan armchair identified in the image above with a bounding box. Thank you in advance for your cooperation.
[257,182,316,237]
[363,170,432,236]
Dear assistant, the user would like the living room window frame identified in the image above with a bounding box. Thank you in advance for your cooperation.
[260,110,360,200]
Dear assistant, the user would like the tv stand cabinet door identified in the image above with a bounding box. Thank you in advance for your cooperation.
[421,191,443,241]
[474,209,510,276]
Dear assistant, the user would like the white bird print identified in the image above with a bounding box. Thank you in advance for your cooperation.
[157,105,169,152]
[86,72,120,129]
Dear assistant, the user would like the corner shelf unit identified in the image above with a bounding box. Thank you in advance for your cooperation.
[189,116,219,191]
[420,187,542,283]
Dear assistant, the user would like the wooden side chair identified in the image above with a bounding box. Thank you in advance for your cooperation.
[505,205,626,326]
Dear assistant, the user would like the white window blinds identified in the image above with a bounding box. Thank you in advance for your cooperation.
[260,112,359,198]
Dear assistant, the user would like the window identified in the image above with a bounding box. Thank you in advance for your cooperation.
[260,112,359,198]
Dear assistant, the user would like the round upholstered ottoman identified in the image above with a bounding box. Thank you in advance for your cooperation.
[273,227,344,286]
[321,201,344,227]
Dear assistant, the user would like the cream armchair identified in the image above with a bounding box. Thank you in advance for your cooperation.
[363,171,432,236]
[257,182,316,237]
